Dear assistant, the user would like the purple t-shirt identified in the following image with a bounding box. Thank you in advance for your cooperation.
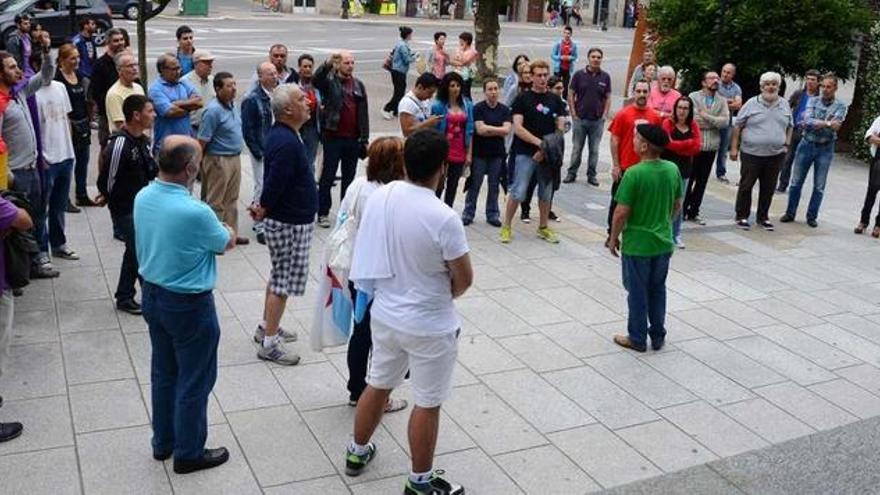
[570,67,611,120]
[0,197,20,294]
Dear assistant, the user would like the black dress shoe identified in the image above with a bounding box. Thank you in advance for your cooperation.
[66,200,81,214]
[116,299,143,315]
[174,447,230,474]
[587,177,600,186]
[0,421,23,443]
[235,237,250,246]
[0,395,3,407]
[153,450,172,461]
[562,175,575,184]
[76,196,99,207]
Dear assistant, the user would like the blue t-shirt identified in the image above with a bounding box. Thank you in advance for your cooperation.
[197,99,244,155]
[134,180,230,293]
[148,78,197,153]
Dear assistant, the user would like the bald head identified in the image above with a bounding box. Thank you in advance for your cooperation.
[337,50,354,78]
[721,63,736,83]
[258,61,278,90]
[158,135,202,181]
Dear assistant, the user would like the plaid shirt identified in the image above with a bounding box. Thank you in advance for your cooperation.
[801,96,848,144]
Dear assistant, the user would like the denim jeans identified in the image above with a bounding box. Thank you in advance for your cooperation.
[319,137,359,217]
[716,126,731,178]
[73,143,90,198]
[622,253,671,348]
[143,282,220,461]
[462,156,502,222]
[567,117,605,180]
[301,122,320,174]
[113,212,139,303]
[11,168,45,264]
[785,140,835,222]
[776,129,803,191]
[40,159,74,254]
[672,178,686,239]
[510,154,552,203]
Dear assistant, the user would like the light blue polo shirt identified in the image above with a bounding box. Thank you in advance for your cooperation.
[148,77,197,153]
[197,99,244,156]
[134,180,230,293]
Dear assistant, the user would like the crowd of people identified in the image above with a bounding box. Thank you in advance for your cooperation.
[0,15,871,495]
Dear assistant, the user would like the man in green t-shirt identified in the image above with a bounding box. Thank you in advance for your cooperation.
[608,124,682,352]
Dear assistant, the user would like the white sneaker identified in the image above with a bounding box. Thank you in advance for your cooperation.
[674,236,686,249]
[381,110,394,120]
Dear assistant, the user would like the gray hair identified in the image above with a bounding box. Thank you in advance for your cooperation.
[113,50,133,69]
[759,71,782,86]
[271,83,301,119]
[658,65,676,78]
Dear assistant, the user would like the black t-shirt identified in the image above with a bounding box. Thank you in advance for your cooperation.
[511,90,566,155]
[472,100,511,158]
[55,71,88,121]
[661,126,694,179]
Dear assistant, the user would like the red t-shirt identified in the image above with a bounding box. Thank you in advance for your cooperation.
[326,78,358,139]
[609,104,661,170]
[560,40,573,72]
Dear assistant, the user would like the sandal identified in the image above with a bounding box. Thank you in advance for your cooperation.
[385,398,408,413]
[855,223,867,234]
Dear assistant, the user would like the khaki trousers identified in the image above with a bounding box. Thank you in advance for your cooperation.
[200,154,242,233]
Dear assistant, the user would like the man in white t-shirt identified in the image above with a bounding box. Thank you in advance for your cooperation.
[34,62,80,264]
[398,72,441,137]
[346,129,472,495]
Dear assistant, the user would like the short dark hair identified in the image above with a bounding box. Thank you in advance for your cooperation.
[563,25,573,33]
[175,25,193,40]
[399,26,413,39]
[434,31,446,42]
[482,77,500,90]
[634,79,651,91]
[158,140,199,175]
[548,75,561,88]
[78,15,94,30]
[459,32,473,46]
[297,53,314,67]
[213,71,234,92]
[588,47,603,57]
[804,69,820,79]
[14,14,30,24]
[404,129,448,183]
[123,94,151,122]
[415,72,439,89]
[672,95,694,126]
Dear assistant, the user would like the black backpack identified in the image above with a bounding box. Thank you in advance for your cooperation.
[0,190,38,289]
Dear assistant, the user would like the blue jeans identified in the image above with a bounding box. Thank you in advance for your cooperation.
[716,127,731,178]
[672,178,686,239]
[785,139,834,221]
[622,253,671,348]
[143,282,220,461]
[113,212,139,302]
[40,159,74,254]
[301,122,320,174]
[462,156,502,222]
[567,117,605,180]
[73,143,90,198]
[319,137,359,217]
[10,168,45,263]
[510,154,552,203]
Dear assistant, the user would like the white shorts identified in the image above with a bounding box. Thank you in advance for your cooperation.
[367,320,459,408]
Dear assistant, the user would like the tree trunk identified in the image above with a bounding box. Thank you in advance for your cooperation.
[475,0,503,79]
[138,0,174,87]
[838,0,879,152]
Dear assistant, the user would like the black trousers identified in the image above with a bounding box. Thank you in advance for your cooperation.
[607,176,621,233]
[346,281,372,402]
[113,212,140,303]
[860,157,880,226]
[383,70,407,115]
[556,68,571,100]
[735,152,784,222]
[436,161,465,207]
[462,79,473,100]
[684,150,716,220]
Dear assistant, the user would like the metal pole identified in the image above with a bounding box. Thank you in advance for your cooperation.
[714,0,728,68]
[69,0,77,35]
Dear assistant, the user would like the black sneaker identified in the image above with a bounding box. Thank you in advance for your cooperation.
[404,470,464,495]
[520,211,531,224]
[487,218,502,227]
[345,442,376,477]
[779,214,795,223]
[0,421,23,443]
[760,220,774,231]
[562,175,575,184]
[173,447,229,474]
[587,177,600,186]
[548,211,558,222]
[807,219,818,228]
[462,218,473,226]
[735,219,750,230]
[76,196,98,207]
[66,200,81,214]
[117,299,143,315]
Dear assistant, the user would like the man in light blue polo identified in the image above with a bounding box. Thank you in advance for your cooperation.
[135,135,235,475]
[148,53,202,154]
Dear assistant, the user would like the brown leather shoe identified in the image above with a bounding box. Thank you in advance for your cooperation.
[235,237,250,245]
[613,334,646,353]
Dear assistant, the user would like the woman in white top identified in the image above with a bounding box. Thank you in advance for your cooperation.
[340,137,409,413]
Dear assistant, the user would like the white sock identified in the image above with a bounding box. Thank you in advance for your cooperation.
[409,470,433,485]
[262,335,276,348]
[260,320,267,330]
[349,441,370,456]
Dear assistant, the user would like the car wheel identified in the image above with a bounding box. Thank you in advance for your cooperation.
[125,4,140,19]
[93,22,109,46]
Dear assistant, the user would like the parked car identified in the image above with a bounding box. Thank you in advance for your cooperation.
[105,0,152,20]
[0,0,113,48]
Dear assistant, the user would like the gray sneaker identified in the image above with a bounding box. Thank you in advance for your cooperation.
[253,324,298,343]
[257,341,301,366]
[317,216,331,228]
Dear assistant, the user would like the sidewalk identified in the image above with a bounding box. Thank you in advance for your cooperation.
[1,139,880,493]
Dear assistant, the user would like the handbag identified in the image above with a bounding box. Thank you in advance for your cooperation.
[0,190,38,289]
[71,117,91,148]
[382,47,395,71]
[327,179,367,271]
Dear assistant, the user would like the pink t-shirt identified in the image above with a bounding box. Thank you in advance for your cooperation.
[648,84,681,116]
[446,111,468,163]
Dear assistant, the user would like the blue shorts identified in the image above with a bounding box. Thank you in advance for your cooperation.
[510,154,553,203]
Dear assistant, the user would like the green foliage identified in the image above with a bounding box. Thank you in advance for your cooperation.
[854,19,880,161]
[648,0,872,94]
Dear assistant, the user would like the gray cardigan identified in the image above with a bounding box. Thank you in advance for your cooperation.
[689,90,729,152]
